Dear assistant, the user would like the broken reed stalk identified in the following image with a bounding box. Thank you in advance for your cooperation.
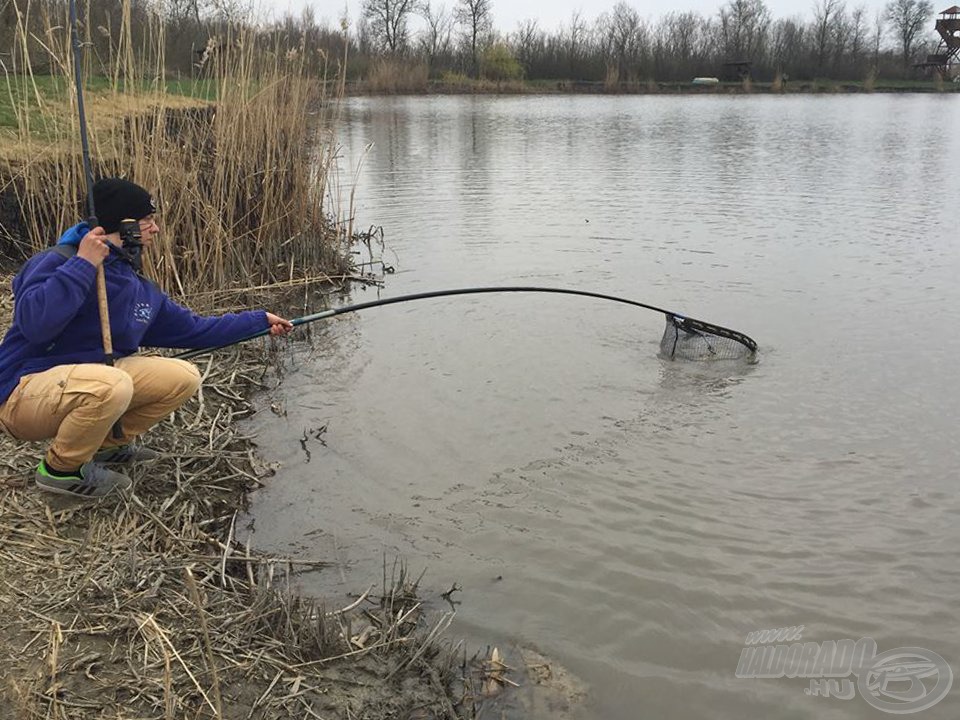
[47,620,62,716]
[160,632,174,720]
[2,0,352,294]
[184,566,223,719]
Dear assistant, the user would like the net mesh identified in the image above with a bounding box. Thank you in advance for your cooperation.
[659,315,758,361]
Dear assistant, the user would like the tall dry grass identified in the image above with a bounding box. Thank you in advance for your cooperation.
[363,57,429,94]
[603,64,619,92]
[2,0,351,296]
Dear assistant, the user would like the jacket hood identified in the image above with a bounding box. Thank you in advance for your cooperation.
[56,222,91,247]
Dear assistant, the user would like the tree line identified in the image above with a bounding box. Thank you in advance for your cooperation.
[356,0,945,82]
[0,0,947,84]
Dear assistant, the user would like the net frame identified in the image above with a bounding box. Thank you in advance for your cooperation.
[660,314,758,361]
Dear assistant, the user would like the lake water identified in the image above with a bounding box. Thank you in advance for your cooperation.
[245,94,960,719]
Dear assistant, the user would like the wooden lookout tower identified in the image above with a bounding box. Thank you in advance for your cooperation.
[915,6,960,77]
[721,60,753,81]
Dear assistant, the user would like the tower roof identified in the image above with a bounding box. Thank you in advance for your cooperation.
[941,5,960,14]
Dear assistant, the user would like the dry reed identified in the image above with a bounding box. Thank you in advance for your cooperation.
[363,57,430,94]
[1,0,350,294]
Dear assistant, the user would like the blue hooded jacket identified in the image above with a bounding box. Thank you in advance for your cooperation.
[0,223,268,404]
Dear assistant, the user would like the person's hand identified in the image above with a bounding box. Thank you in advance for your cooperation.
[266,312,294,336]
[76,227,111,268]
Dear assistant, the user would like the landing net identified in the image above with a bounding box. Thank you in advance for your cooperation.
[660,314,758,361]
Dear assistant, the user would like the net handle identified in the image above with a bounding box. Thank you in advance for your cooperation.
[175,287,758,360]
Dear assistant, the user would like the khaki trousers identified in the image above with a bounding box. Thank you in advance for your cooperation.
[0,357,201,470]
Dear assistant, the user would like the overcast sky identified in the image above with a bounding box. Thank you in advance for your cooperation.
[265,0,903,32]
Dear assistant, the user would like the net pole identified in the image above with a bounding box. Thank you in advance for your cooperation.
[175,287,757,361]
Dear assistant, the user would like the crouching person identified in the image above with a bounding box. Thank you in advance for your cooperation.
[0,178,292,498]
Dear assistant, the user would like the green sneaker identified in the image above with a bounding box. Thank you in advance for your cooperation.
[35,460,132,498]
[94,443,161,464]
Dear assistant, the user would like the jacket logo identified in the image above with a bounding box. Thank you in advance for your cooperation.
[133,303,152,324]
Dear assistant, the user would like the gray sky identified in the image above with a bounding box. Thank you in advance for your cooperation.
[265,0,898,32]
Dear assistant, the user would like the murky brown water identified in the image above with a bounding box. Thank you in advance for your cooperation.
[245,95,960,719]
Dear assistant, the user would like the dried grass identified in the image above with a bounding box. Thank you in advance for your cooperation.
[363,58,430,94]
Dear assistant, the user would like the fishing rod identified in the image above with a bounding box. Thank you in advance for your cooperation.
[68,0,114,367]
[175,286,758,361]
[70,0,131,439]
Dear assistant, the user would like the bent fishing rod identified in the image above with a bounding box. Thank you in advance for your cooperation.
[175,286,758,361]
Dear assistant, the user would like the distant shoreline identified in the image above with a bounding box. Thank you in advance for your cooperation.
[348,78,960,96]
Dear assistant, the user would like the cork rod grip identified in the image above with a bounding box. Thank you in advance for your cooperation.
[96,264,114,365]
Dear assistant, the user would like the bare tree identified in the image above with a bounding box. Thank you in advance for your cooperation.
[884,0,933,67]
[419,1,454,63]
[600,1,649,82]
[662,12,704,70]
[513,18,543,73]
[718,0,771,60]
[362,0,419,54]
[872,8,884,70]
[770,16,805,73]
[812,0,844,71]
[455,0,493,77]
[831,6,852,68]
[566,10,588,66]
[849,5,869,58]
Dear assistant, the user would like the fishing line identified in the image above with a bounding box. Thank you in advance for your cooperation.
[175,286,757,361]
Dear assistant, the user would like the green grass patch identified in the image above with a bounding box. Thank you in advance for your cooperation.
[163,77,219,101]
[0,75,218,131]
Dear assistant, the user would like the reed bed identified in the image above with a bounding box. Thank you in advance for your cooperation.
[1,0,350,293]
[363,58,430,94]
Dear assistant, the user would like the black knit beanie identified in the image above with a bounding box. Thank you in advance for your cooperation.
[92,178,156,233]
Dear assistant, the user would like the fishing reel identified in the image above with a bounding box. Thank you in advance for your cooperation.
[118,217,144,273]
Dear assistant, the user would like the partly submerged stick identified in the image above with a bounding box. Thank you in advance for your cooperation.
[175,286,757,361]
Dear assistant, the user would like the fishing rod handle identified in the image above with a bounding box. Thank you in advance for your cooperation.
[96,265,114,365]
[83,215,114,365]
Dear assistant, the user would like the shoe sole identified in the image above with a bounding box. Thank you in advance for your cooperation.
[94,454,161,464]
[97,458,160,465]
[35,480,130,498]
